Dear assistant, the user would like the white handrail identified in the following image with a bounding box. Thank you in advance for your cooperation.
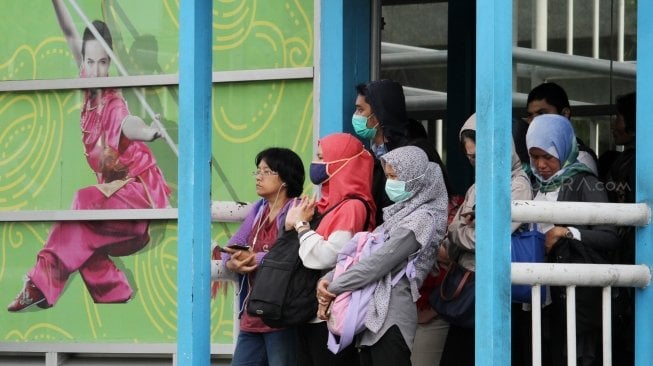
[512,200,650,226]
[511,263,651,288]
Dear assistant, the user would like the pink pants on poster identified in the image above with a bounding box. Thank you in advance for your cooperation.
[28,182,155,306]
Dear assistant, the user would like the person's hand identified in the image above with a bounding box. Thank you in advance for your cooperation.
[437,243,450,265]
[544,226,570,254]
[147,114,163,141]
[284,194,318,231]
[316,279,336,320]
[141,127,162,142]
[461,211,475,226]
[417,307,438,324]
[225,248,257,274]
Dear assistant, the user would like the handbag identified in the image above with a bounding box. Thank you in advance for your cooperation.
[511,224,545,303]
[429,262,475,328]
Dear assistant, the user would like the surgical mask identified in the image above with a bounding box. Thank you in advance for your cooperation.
[309,150,367,185]
[310,163,329,185]
[352,114,378,140]
[384,174,425,203]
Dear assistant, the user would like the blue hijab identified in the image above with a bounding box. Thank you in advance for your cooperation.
[525,114,594,192]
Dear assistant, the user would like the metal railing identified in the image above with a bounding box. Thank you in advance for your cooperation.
[511,200,651,366]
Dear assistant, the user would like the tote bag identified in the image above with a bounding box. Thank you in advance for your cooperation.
[511,224,545,303]
[429,262,475,328]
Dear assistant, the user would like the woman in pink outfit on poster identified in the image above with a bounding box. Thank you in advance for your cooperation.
[7,0,171,312]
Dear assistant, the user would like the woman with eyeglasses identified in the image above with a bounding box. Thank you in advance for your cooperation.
[283,132,376,366]
[211,147,305,366]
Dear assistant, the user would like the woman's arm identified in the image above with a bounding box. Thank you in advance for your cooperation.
[121,115,162,142]
[298,201,369,270]
[448,186,476,251]
[52,0,82,66]
[327,228,420,295]
[574,175,620,252]
[557,174,620,253]
[298,230,353,269]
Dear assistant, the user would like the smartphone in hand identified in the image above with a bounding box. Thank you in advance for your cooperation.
[226,244,251,251]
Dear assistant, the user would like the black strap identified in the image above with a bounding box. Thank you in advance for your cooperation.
[312,195,372,231]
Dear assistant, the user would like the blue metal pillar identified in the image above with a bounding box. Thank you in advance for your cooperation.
[319,0,371,136]
[475,0,512,365]
[635,2,653,365]
[177,0,213,364]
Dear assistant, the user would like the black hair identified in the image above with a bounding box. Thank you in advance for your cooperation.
[358,80,408,152]
[459,129,476,150]
[255,148,305,198]
[616,92,636,134]
[406,118,428,141]
[81,20,113,59]
[512,116,530,164]
[355,83,368,97]
[526,82,570,114]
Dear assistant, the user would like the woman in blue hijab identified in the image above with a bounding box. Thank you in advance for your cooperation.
[526,114,619,366]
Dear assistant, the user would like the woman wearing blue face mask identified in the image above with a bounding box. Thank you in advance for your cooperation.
[317,146,449,366]
[284,132,376,366]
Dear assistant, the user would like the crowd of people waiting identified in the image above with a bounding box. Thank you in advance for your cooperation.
[212,79,637,366]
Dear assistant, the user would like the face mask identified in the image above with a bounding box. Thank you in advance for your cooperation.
[352,114,377,140]
[310,163,329,185]
[385,179,412,203]
[384,174,425,203]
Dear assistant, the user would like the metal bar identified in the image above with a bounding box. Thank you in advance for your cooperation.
[533,0,547,51]
[618,0,625,62]
[0,202,251,222]
[567,286,578,366]
[511,200,650,226]
[475,0,512,364]
[381,50,448,68]
[513,47,636,78]
[635,1,653,364]
[435,119,443,158]
[0,67,313,92]
[592,0,599,59]
[602,286,612,366]
[378,45,636,79]
[0,342,235,356]
[567,0,574,55]
[177,0,213,363]
[511,263,651,288]
[589,120,600,157]
[532,284,543,366]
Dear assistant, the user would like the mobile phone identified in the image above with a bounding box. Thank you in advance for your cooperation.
[226,244,251,251]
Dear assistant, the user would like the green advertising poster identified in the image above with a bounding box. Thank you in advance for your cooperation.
[0,0,314,345]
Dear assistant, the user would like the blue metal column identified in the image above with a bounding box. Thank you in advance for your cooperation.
[635,2,653,364]
[475,0,512,365]
[319,0,371,135]
[177,0,213,364]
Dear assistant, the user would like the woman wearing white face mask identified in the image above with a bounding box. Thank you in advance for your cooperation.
[317,146,449,366]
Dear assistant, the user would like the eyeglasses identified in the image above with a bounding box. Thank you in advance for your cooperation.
[252,170,279,177]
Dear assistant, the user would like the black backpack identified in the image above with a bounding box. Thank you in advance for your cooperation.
[247,196,371,328]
